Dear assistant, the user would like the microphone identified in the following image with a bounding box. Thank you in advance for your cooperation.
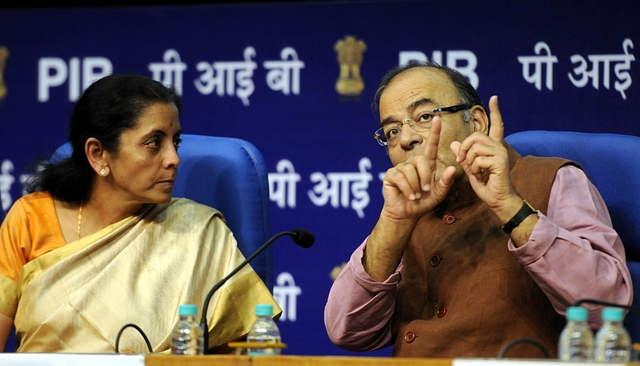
[289,228,315,248]
[200,228,315,353]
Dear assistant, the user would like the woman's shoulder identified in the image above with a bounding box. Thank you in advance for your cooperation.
[164,197,225,221]
[150,198,230,235]
[2,191,65,261]
[9,192,54,214]
[169,197,218,212]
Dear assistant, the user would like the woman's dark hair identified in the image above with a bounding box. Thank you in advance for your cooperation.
[25,74,181,204]
[372,60,484,123]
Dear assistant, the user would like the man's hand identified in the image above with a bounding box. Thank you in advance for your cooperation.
[450,96,535,243]
[381,116,456,222]
[365,117,456,282]
[450,95,516,213]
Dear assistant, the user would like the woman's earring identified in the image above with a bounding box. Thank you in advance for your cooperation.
[100,168,108,176]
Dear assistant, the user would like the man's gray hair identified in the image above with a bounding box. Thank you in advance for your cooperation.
[372,61,484,124]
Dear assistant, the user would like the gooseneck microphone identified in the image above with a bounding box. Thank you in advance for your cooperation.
[200,228,315,353]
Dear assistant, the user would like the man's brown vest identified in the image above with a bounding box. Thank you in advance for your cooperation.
[392,145,576,358]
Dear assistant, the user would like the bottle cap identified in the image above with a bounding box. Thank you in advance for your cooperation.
[255,304,274,317]
[566,306,588,321]
[602,307,624,322]
[178,304,198,316]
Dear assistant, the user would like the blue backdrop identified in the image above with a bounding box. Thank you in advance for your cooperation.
[0,0,638,356]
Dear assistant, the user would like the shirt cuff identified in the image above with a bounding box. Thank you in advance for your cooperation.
[508,212,560,265]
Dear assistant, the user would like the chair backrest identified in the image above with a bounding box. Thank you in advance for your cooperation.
[52,134,274,290]
[506,130,640,339]
[506,131,640,260]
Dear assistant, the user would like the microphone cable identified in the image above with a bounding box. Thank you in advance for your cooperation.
[497,298,640,359]
[573,298,640,312]
[497,338,550,359]
[115,323,153,354]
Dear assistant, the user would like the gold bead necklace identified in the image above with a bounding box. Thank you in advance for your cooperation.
[77,203,83,241]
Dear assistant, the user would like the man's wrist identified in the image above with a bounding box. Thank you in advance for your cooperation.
[502,200,536,234]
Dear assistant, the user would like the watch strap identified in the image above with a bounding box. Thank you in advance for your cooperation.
[502,200,536,234]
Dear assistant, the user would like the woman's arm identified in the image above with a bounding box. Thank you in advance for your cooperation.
[0,313,13,352]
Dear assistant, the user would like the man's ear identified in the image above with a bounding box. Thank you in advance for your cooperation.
[471,105,489,134]
[85,138,107,175]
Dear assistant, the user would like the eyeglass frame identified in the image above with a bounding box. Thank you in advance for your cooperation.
[373,103,474,147]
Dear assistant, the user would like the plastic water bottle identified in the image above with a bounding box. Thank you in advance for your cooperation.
[558,306,594,361]
[170,304,204,355]
[247,304,281,356]
[594,307,631,362]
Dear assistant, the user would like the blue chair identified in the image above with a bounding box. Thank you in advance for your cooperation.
[506,130,640,341]
[52,134,274,290]
[0,204,13,352]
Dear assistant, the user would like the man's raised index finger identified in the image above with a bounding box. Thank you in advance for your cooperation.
[423,116,442,161]
[488,95,504,142]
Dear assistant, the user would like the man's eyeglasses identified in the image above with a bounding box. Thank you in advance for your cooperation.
[374,104,473,147]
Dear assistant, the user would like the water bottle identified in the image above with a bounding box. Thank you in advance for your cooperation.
[247,304,281,356]
[594,307,631,362]
[170,304,204,355]
[558,306,594,361]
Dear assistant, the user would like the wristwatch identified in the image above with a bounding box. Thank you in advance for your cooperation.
[502,200,536,234]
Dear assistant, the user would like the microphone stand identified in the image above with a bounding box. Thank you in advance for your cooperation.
[200,231,296,354]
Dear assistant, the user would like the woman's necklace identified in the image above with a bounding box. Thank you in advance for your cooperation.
[77,203,83,241]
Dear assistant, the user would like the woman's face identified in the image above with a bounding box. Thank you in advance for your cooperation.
[103,102,182,205]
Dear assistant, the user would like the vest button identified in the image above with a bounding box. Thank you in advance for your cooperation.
[404,331,416,343]
[430,255,442,267]
[436,306,447,318]
[443,213,456,224]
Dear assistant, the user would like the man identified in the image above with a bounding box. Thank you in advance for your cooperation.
[324,62,632,358]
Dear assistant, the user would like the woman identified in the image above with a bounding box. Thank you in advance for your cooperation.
[0,74,279,353]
